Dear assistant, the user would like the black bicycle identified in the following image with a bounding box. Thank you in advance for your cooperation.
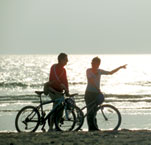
[15,90,84,132]
[55,98,121,131]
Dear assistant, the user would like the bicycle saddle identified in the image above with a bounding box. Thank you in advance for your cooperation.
[35,91,44,95]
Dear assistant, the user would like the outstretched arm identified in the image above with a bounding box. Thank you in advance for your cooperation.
[107,64,127,75]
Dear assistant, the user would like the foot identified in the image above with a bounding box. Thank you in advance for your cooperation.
[48,128,59,132]
[48,128,55,132]
[89,129,100,132]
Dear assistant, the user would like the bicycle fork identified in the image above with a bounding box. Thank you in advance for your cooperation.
[101,107,108,121]
[64,105,70,121]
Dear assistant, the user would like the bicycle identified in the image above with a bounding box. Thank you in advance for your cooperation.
[15,90,84,132]
[55,97,122,131]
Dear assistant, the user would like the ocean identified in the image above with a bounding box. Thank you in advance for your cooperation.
[0,54,151,132]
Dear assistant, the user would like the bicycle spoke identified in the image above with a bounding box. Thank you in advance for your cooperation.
[15,106,40,132]
[94,104,121,131]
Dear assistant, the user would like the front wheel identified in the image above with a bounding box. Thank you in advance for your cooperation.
[15,106,40,132]
[94,104,122,131]
[54,106,76,131]
[54,104,84,131]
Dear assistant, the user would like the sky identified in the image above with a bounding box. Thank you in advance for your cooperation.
[0,0,151,54]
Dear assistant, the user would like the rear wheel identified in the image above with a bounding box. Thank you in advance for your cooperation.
[94,104,121,131]
[15,106,40,132]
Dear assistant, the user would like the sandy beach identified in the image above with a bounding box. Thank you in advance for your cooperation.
[1,130,151,145]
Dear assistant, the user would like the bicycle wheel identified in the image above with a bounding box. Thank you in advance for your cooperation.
[54,106,76,131]
[71,105,84,131]
[94,104,121,131]
[65,98,84,131]
[15,106,40,132]
[54,104,84,131]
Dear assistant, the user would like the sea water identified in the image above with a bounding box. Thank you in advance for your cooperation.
[0,54,151,132]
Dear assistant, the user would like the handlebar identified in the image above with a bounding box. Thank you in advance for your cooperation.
[67,93,79,97]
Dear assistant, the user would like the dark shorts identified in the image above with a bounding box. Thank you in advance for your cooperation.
[85,91,104,105]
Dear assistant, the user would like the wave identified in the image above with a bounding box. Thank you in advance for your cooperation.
[2,80,150,89]
[69,82,87,85]
[104,94,151,99]
[126,81,151,87]
[0,93,151,103]
[0,82,86,88]
[0,94,39,102]
[0,82,44,88]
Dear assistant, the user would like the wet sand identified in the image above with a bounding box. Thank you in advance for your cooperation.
[1,130,151,145]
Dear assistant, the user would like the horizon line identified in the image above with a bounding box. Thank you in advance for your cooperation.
[0,53,151,55]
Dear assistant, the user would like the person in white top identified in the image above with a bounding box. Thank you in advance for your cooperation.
[85,57,127,131]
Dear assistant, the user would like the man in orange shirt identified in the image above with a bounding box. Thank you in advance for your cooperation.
[49,53,69,95]
[44,53,69,131]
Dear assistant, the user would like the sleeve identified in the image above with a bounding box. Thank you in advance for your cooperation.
[99,69,110,75]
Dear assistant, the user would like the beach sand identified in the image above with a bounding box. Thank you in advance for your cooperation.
[1,130,151,145]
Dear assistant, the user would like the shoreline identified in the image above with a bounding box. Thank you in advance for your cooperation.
[1,130,151,145]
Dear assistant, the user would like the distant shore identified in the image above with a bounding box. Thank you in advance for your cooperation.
[1,129,151,145]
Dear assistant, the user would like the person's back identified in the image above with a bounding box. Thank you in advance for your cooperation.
[49,63,68,93]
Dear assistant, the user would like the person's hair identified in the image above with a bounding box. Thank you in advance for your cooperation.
[91,57,101,64]
[58,53,67,62]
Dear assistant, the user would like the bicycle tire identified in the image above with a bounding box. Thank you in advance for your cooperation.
[15,106,40,132]
[64,98,85,131]
[54,106,76,131]
[54,104,84,131]
[94,104,121,131]
[71,105,84,131]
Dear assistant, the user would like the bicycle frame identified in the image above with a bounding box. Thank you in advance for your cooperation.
[80,100,98,118]
[35,92,74,131]
[15,91,82,132]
